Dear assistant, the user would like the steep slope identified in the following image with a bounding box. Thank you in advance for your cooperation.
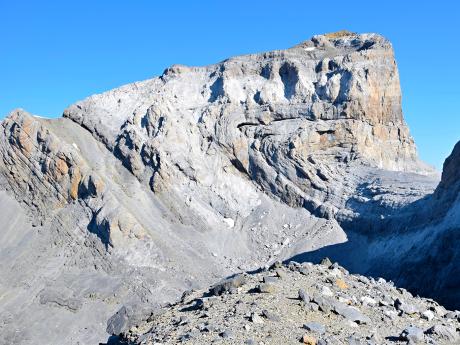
[295,140,460,309]
[0,31,448,345]
[382,141,460,307]
[1,110,332,344]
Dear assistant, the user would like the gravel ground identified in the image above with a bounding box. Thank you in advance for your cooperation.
[111,260,460,345]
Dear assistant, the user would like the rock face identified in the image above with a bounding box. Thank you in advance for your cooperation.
[63,32,429,221]
[436,141,460,212]
[0,31,457,345]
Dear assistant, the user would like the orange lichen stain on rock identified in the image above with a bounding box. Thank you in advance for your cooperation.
[302,334,317,345]
[93,177,105,196]
[318,132,336,146]
[232,138,249,172]
[54,157,69,177]
[365,78,384,125]
[16,117,35,155]
[372,124,389,141]
[336,278,349,290]
[323,30,355,39]
[69,168,82,200]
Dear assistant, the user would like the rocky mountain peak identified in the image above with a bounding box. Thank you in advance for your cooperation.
[60,32,430,225]
[0,32,457,345]
[439,141,460,190]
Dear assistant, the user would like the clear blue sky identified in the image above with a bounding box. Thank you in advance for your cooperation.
[1,1,458,169]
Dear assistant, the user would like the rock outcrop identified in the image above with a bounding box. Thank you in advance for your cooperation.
[113,260,460,345]
[0,31,456,345]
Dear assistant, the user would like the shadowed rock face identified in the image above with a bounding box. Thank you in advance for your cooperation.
[294,141,460,309]
[0,32,456,344]
[396,142,460,307]
[436,141,460,210]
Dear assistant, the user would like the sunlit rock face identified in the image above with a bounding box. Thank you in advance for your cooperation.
[63,31,430,221]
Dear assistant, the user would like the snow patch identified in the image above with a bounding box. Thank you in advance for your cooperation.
[223,217,235,228]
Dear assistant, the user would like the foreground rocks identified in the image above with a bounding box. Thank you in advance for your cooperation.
[112,260,460,344]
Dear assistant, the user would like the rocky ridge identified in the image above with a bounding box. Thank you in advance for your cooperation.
[112,260,460,345]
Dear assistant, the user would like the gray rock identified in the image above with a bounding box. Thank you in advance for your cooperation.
[330,262,340,270]
[220,330,234,338]
[400,326,424,344]
[106,306,131,335]
[38,289,82,312]
[0,29,458,345]
[312,293,370,324]
[262,309,281,322]
[311,294,333,313]
[299,266,311,276]
[347,336,362,345]
[421,310,434,321]
[263,276,278,284]
[106,304,160,335]
[334,304,371,324]
[270,261,283,270]
[204,323,217,332]
[257,283,276,293]
[110,258,460,345]
[298,289,311,303]
[395,298,419,315]
[303,321,326,334]
[179,330,199,342]
[275,269,287,279]
[444,310,460,320]
[288,261,301,271]
[194,298,208,310]
[250,312,264,324]
[211,274,246,296]
[320,257,333,267]
[425,324,459,342]
[308,302,320,312]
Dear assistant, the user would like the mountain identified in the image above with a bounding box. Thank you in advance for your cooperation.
[0,31,457,345]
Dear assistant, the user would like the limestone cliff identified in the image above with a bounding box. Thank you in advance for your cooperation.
[63,32,430,223]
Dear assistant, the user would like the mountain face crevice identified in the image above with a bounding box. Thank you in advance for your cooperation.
[0,32,457,345]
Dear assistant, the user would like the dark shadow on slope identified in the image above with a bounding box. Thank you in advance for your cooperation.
[100,335,131,345]
[279,62,299,100]
[286,171,460,310]
[288,232,372,274]
[338,176,437,237]
[208,76,224,102]
[288,223,460,310]
[87,209,111,249]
